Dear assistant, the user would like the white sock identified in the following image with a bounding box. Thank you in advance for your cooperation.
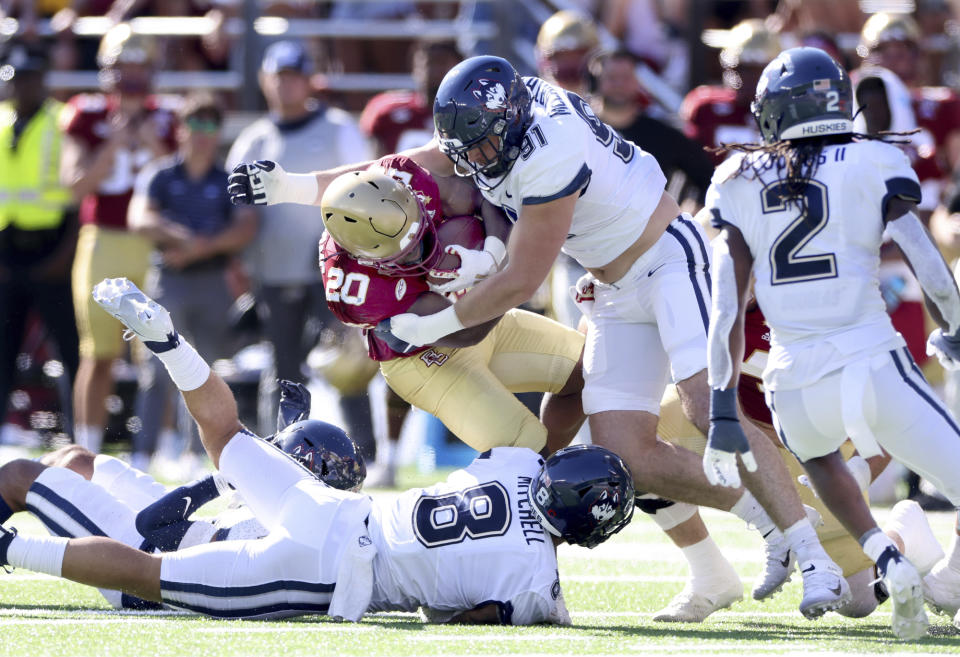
[860,527,898,564]
[681,537,738,590]
[153,339,210,392]
[7,534,68,576]
[74,425,103,454]
[729,491,777,539]
[784,519,830,563]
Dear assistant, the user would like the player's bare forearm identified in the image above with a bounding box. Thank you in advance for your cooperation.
[479,200,511,245]
[400,137,455,177]
[433,316,502,347]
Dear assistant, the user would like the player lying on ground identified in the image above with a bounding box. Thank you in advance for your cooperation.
[0,277,635,623]
[0,380,365,610]
[228,54,852,619]
[704,46,960,639]
[318,154,585,456]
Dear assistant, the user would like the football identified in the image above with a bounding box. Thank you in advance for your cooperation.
[425,214,485,286]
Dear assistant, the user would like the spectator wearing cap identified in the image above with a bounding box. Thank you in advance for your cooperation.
[126,92,257,473]
[225,40,376,450]
[0,41,79,436]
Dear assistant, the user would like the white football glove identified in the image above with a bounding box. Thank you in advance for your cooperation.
[568,272,597,317]
[428,245,498,295]
[927,328,960,371]
[227,160,319,206]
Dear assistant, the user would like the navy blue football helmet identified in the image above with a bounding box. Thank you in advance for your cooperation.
[752,47,853,144]
[529,445,635,548]
[433,55,532,188]
[267,419,366,492]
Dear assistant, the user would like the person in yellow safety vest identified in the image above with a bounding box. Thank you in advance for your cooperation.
[0,40,79,438]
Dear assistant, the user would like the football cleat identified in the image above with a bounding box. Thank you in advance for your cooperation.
[753,534,796,600]
[798,558,851,619]
[92,278,178,351]
[922,560,960,617]
[877,547,928,640]
[653,581,743,623]
[884,500,944,576]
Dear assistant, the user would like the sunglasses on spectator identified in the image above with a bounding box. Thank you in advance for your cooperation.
[185,117,221,133]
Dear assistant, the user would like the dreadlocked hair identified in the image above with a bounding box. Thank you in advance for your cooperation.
[709,130,916,212]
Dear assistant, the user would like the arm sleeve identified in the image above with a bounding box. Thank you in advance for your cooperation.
[134,475,221,551]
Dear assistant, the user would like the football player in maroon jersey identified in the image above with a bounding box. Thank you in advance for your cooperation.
[61,23,178,454]
[318,155,587,457]
[681,19,782,164]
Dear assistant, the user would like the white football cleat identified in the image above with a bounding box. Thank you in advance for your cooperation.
[753,534,796,600]
[884,500,945,577]
[92,278,176,346]
[798,558,851,619]
[879,549,929,641]
[653,581,743,623]
[923,560,960,617]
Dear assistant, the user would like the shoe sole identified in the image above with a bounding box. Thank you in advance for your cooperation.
[800,596,848,620]
[754,575,792,601]
[892,582,929,640]
[652,594,743,623]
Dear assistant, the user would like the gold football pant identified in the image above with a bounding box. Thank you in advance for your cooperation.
[380,309,584,453]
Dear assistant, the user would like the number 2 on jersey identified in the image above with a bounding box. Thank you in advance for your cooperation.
[412,482,511,548]
[762,180,837,285]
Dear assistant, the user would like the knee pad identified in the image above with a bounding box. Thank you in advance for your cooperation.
[635,493,697,531]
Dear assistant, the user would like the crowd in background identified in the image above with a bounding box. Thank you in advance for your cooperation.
[5,0,960,501]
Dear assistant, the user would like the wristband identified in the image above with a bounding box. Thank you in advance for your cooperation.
[709,386,739,422]
[483,236,507,267]
[426,304,466,337]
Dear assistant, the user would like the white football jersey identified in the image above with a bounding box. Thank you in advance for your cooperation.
[366,447,565,625]
[705,139,921,389]
[477,78,667,268]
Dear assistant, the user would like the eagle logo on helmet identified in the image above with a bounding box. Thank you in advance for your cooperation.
[473,79,508,111]
[589,490,619,523]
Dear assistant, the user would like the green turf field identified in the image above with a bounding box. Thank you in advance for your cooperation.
[2,484,959,656]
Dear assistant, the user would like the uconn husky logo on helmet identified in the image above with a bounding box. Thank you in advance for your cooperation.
[474,79,508,110]
[589,490,619,523]
[434,55,532,190]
